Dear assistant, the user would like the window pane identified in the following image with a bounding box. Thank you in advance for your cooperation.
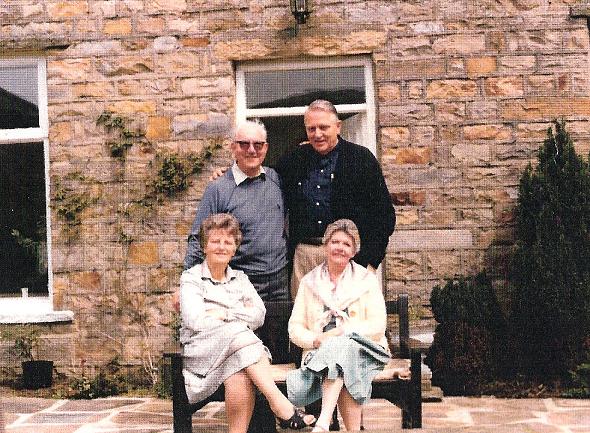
[245,66,365,109]
[0,65,39,129]
[0,142,48,296]
[260,116,307,168]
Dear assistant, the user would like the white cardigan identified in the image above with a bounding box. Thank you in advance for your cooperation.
[288,261,388,357]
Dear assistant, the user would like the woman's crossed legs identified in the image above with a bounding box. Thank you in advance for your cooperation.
[224,356,315,433]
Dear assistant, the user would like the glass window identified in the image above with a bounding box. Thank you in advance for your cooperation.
[0,142,48,296]
[236,56,380,285]
[244,66,365,109]
[0,64,39,129]
[0,59,49,299]
[237,57,376,162]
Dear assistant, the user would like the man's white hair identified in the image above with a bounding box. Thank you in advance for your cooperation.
[232,119,267,141]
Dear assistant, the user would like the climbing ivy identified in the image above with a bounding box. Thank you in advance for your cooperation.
[52,181,97,233]
[152,143,222,197]
[52,176,98,239]
[96,111,148,158]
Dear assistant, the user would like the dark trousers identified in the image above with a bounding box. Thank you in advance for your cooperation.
[247,266,290,433]
[250,266,290,363]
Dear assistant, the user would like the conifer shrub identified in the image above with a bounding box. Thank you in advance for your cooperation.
[563,337,590,398]
[425,274,509,395]
[509,120,590,379]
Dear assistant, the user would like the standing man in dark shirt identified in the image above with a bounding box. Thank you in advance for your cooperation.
[275,100,395,297]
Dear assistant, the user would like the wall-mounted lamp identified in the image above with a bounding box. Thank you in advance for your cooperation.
[290,0,310,25]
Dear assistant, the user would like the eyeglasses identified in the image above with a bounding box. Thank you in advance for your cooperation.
[235,140,266,151]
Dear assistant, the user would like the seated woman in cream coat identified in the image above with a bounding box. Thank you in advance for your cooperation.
[180,213,314,433]
[287,219,391,432]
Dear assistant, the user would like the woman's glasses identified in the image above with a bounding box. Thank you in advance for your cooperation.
[235,140,266,151]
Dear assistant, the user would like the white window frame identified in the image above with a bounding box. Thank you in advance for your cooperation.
[235,55,377,156]
[0,57,71,323]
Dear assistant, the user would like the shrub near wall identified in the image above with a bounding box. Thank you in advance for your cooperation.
[510,121,590,380]
[428,121,590,395]
[425,274,509,395]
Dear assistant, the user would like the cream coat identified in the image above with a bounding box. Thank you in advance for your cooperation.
[288,261,388,360]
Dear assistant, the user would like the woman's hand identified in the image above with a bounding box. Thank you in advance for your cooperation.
[205,308,227,321]
[312,327,343,349]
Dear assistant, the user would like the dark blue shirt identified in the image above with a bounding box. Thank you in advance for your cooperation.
[302,143,339,237]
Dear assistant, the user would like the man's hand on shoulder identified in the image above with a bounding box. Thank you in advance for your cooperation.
[209,166,229,181]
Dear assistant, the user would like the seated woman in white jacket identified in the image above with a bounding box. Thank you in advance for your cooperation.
[287,219,391,432]
[180,213,314,433]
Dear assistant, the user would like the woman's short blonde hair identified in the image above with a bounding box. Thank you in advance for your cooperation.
[322,219,361,253]
[199,213,242,249]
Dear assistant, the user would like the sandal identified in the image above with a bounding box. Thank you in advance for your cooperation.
[278,407,316,430]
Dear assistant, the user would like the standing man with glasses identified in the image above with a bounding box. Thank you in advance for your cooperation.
[183,119,288,433]
[185,119,289,309]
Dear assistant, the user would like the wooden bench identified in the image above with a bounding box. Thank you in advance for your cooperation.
[164,294,422,432]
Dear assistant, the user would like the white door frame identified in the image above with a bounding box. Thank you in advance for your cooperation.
[235,55,377,156]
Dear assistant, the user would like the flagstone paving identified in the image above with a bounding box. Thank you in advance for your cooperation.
[2,396,590,432]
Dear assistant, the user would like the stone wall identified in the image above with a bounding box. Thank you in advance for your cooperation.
[0,0,589,370]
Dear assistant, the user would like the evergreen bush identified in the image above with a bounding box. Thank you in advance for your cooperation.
[562,338,590,398]
[425,274,509,394]
[509,120,590,379]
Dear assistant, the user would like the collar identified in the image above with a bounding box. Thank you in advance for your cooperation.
[309,261,370,310]
[200,260,238,284]
[232,162,266,186]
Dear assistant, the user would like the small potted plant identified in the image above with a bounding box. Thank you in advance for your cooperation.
[1,325,53,389]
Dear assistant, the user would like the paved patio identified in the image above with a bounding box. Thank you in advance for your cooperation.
[2,396,590,433]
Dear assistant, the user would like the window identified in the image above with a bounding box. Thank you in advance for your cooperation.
[0,57,59,319]
[235,56,377,167]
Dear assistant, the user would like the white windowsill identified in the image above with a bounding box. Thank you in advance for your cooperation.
[0,297,73,324]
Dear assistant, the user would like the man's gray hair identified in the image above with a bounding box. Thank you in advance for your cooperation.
[232,119,267,141]
[323,219,361,253]
[305,99,339,119]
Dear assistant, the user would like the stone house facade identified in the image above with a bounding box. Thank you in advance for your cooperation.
[0,0,589,373]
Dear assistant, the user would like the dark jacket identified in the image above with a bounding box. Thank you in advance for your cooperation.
[276,137,395,268]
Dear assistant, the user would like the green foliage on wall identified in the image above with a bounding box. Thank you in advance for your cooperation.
[1,325,41,361]
[96,111,147,158]
[53,182,97,228]
[151,142,222,198]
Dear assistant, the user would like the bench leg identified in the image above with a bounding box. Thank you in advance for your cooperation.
[247,393,277,433]
[173,410,193,433]
[171,355,193,433]
[402,350,422,429]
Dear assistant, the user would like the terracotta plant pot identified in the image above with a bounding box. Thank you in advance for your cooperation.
[22,360,53,389]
